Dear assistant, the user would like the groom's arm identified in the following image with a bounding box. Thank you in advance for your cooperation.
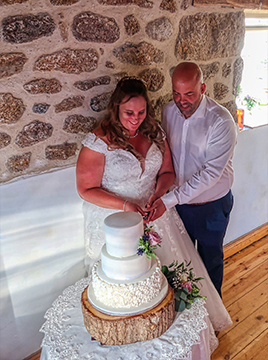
[161,118,237,209]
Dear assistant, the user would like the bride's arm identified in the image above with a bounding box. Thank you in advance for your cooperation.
[76,146,145,214]
[146,139,175,207]
[146,140,175,221]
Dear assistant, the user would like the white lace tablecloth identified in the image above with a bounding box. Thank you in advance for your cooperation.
[40,277,218,360]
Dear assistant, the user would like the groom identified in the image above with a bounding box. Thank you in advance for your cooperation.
[148,62,237,296]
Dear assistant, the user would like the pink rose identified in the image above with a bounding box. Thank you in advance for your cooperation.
[148,231,161,246]
[182,281,192,293]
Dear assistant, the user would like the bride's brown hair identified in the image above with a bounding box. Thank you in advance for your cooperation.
[100,77,165,159]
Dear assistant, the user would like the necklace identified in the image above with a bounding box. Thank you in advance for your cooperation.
[129,130,139,139]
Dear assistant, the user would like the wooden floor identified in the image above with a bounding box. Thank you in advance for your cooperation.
[211,234,268,360]
[24,235,268,360]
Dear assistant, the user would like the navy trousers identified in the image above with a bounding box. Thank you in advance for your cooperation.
[175,190,233,297]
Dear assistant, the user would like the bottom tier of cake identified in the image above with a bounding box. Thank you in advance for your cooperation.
[81,284,175,345]
[89,257,166,315]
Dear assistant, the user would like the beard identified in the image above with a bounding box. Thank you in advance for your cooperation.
[175,101,195,118]
[174,95,202,119]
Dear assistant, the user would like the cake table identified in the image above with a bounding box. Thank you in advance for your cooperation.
[40,277,219,360]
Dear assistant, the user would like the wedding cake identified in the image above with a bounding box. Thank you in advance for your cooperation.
[81,211,175,345]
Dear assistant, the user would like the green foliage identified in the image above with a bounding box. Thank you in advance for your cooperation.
[243,95,258,112]
[162,260,206,312]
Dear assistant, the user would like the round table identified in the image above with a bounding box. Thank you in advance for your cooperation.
[40,277,218,360]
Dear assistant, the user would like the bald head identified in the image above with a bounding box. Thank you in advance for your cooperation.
[172,62,203,84]
[171,62,206,119]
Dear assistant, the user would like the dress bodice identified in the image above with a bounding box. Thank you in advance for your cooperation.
[82,132,163,262]
[82,132,163,207]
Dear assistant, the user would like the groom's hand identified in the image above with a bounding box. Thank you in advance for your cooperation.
[146,198,166,222]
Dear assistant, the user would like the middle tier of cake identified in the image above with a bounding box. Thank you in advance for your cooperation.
[101,244,152,280]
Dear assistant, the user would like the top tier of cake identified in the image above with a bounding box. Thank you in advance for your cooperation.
[104,212,144,258]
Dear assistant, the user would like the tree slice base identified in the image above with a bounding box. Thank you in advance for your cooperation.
[81,284,175,345]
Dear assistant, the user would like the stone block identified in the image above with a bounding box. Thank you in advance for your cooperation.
[105,61,115,69]
[0,93,25,124]
[200,62,220,81]
[54,96,85,113]
[23,78,62,94]
[159,0,177,12]
[124,15,140,36]
[72,12,120,43]
[45,142,77,160]
[32,103,50,114]
[0,52,27,78]
[15,120,53,148]
[90,92,112,112]
[50,0,79,4]
[180,0,192,10]
[74,76,110,91]
[222,63,232,78]
[34,48,99,74]
[97,0,153,8]
[113,42,164,65]
[233,57,244,96]
[2,13,55,44]
[0,132,11,149]
[138,68,165,92]
[6,152,31,173]
[213,82,229,100]
[63,115,96,133]
[145,17,173,42]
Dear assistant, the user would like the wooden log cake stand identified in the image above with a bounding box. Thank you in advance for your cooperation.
[81,285,175,345]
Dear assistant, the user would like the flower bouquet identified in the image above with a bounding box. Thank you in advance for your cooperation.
[162,260,206,312]
[137,226,162,259]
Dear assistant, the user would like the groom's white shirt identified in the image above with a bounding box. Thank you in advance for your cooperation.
[161,95,237,209]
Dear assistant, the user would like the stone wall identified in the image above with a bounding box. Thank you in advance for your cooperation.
[0,0,245,183]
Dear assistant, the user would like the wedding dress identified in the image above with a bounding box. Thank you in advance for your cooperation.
[82,132,232,332]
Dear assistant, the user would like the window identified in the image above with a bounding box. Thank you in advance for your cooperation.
[236,10,268,129]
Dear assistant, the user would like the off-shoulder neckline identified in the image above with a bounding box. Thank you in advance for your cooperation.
[88,132,156,160]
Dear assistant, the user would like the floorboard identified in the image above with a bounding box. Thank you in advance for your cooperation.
[212,235,268,360]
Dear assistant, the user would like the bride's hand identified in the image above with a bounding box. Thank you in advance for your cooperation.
[146,198,166,222]
[124,201,146,218]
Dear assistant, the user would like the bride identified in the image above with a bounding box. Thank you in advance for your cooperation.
[76,77,232,332]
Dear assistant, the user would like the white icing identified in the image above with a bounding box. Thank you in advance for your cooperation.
[101,244,151,280]
[92,257,163,308]
[104,212,144,257]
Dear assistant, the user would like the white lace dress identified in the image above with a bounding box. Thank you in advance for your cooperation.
[82,133,232,333]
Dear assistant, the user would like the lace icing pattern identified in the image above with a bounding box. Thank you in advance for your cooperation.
[92,258,163,308]
[40,277,218,360]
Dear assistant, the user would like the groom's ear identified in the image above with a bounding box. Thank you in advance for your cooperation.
[201,83,206,94]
